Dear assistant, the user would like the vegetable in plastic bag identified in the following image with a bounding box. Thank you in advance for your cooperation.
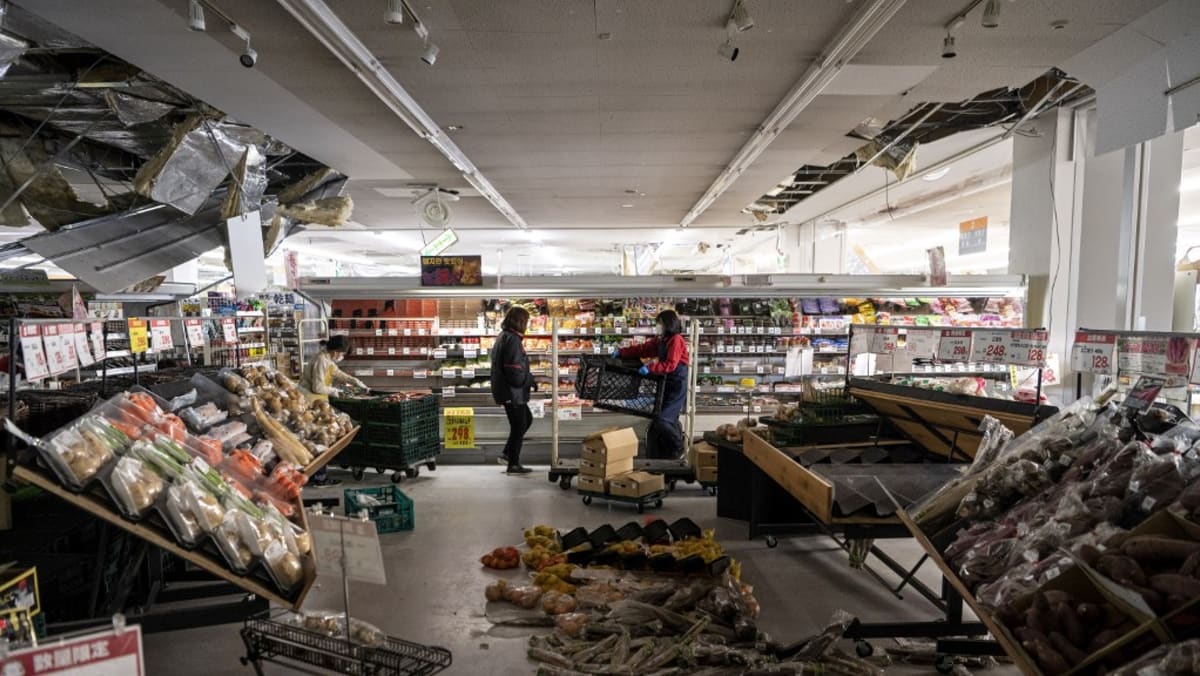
[554,612,588,638]
[263,539,304,589]
[179,402,227,431]
[164,481,201,545]
[45,419,119,485]
[214,509,254,571]
[109,455,165,516]
[504,585,543,609]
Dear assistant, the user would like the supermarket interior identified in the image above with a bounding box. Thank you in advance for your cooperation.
[2,1,1200,675]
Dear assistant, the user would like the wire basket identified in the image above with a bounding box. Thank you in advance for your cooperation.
[241,617,450,675]
[575,355,666,419]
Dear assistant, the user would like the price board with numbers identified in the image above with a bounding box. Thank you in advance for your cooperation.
[1071,332,1116,374]
[937,329,972,362]
[444,407,475,448]
[1007,330,1049,367]
[868,327,899,354]
[970,330,1010,364]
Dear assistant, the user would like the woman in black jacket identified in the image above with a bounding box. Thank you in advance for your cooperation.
[490,307,534,474]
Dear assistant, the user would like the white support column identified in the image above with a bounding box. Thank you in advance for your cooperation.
[1126,130,1184,329]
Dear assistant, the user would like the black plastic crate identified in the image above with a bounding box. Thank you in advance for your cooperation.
[760,415,881,446]
[575,355,666,419]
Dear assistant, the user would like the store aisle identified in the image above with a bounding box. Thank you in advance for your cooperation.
[142,465,1012,675]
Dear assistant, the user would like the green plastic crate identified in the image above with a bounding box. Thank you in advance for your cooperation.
[344,485,414,533]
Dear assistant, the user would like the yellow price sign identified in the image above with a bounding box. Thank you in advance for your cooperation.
[444,406,475,449]
[127,318,149,354]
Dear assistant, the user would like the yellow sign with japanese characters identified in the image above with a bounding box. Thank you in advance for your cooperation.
[127,318,149,354]
[444,407,475,449]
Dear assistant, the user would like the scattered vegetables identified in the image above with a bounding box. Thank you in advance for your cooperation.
[480,546,521,569]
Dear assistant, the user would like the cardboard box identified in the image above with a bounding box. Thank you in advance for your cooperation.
[579,456,634,477]
[581,427,639,464]
[608,471,665,498]
[577,474,607,494]
[690,441,718,469]
[696,466,718,483]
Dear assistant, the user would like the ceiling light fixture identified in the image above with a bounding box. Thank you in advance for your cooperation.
[941,33,956,59]
[620,203,635,208]
[275,0,527,230]
[718,37,739,62]
[420,40,439,66]
[729,0,754,32]
[188,0,206,31]
[922,166,952,181]
[981,0,1001,28]
[230,24,257,67]
[680,0,908,227]
[383,0,404,24]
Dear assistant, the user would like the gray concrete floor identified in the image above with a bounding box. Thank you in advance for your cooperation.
[142,465,1017,675]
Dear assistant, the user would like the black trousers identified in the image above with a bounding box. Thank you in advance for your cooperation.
[503,402,533,466]
[646,418,684,460]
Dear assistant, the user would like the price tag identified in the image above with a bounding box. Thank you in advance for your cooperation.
[354,369,373,376]
[771,327,782,335]
[366,347,375,356]
[443,386,456,397]
[970,330,1010,363]
[432,348,448,359]
[614,327,624,334]
[184,319,205,348]
[128,318,150,354]
[403,328,412,336]
[903,330,938,358]
[18,325,48,381]
[414,369,427,379]
[90,321,107,360]
[387,329,398,336]
[374,329,382,336]
[703,366,711,374]
[1190,344,1200,385]
[220,318,238,344]
[1118,336,1172,375]
[462,368,475,379]
[387,347,396,355]
[41,324,68,375]
[385,369,395,377]
[754,405,763,413]
[4,624,146,676]
[732,364,740,374]
[464,349,478,359]
[73,322,95,366]
[937,329,972,362]
[59,324,80,370]
[717,327,725,335]
[401,347,411,356]
[417,328,427,336]
[869,327,899,354]
[558,405,583,421]
[733,345,743,353]
[1008,330,1049,367]
[355,348,364,356]
[776,367,785,375]
[757,366,766,374]
[716,344,726,354]
[560,328,573,335]
[717,385,735,393]
[444,407,475,447]
[441,368,457,378]
[593,345,602,355]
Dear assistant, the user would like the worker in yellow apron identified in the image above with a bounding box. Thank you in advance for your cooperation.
[300,334,366,485]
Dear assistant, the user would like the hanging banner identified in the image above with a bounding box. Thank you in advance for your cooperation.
[70,284,88,319]
[184,319,205,348]
[73,322,95,367]
[41,324,70,375]
[19,325,49,381]
[1,624,144,676]
[1007,330,1049,367]
[127,318,149,354]
[1071,332,1116,375]
[420,255,483,287]
[971,329,1011,363]
[284,250,300,289]
[927,246,948,286]
[90,322,106,361]
[937,329,972,362]
[958,216,988,255]
[149,319,174,352]
[220,318,238,344]
[444,407,475,448]
[868,327,899,354]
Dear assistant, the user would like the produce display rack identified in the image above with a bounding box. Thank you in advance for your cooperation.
[577,487,668,514]
[240,614,452,676]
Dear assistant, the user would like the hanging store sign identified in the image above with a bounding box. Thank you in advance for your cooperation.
[41,324,71,376]
[444,407,475,448]
[970,329,1010,364]
[1007,330,1049,367]
[59,324,79,370]
[420,255,482,287]
[936,329,972,362]
[90,322,106,362]
[220,318,238,344]
[2,624,144,676]
[1071,332,1116,375]
[184,319,205,348]
[18,325,48,381]
[127,318,149,354]
[149,320,174,352]
[958,216,988,255]
[73,323,95,367]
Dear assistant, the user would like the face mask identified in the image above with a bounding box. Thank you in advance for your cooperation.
[334,353,344,363]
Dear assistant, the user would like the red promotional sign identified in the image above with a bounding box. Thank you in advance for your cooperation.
[2,625,144,675]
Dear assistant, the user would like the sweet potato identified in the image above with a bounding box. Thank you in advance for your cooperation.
[1182,551,1200,577]
[1121,536,1200,564]
[1048,631,1088,663]
[1096,554,1147,586]
[1148,573,1200,599]
[1024,637,1070,675]
[1077,544,1103,567]
[1053,602,1085,648]
[1088,626,1130,653]
[1075,602,1104,625]
[1025,606,1050,635]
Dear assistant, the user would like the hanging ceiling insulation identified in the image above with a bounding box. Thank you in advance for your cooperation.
[0,2,350,291]
[744,68,1091,218]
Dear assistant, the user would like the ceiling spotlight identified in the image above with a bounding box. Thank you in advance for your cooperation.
[718,38,739,62]
[231,24,257,67]
[941,34,956,59]
[420,41,439,66]
[981,0,1001,28]
[384,0,405,24]
[188,0,206,31]
[729,0,754,32]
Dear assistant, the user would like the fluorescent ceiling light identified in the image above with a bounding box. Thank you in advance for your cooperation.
[1180,214,1200,228]
[679,0,908,227]
[1182,175,1200,193]
[275,0,527,230]
[922,166,952,181]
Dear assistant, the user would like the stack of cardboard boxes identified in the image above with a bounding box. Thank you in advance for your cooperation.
[577,428,665,498]
[690,441,718,483]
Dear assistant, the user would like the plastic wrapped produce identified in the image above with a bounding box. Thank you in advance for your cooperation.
[108,455,165,517]
[214,509,254,571]
[554,612,588,638]
[179,402,227,431]
[504,585,543,609]
[1124,447,1186,520]
[1108,639,1200,675]
[263,539,303,588]
[164,481,201,545]
[43,417,123,486]
[181,475,226,532]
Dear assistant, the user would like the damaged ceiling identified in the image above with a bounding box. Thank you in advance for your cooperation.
[0,2,352,291]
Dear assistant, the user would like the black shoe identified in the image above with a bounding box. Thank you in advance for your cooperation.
[310,477,343,487]
[506,465,532,475]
